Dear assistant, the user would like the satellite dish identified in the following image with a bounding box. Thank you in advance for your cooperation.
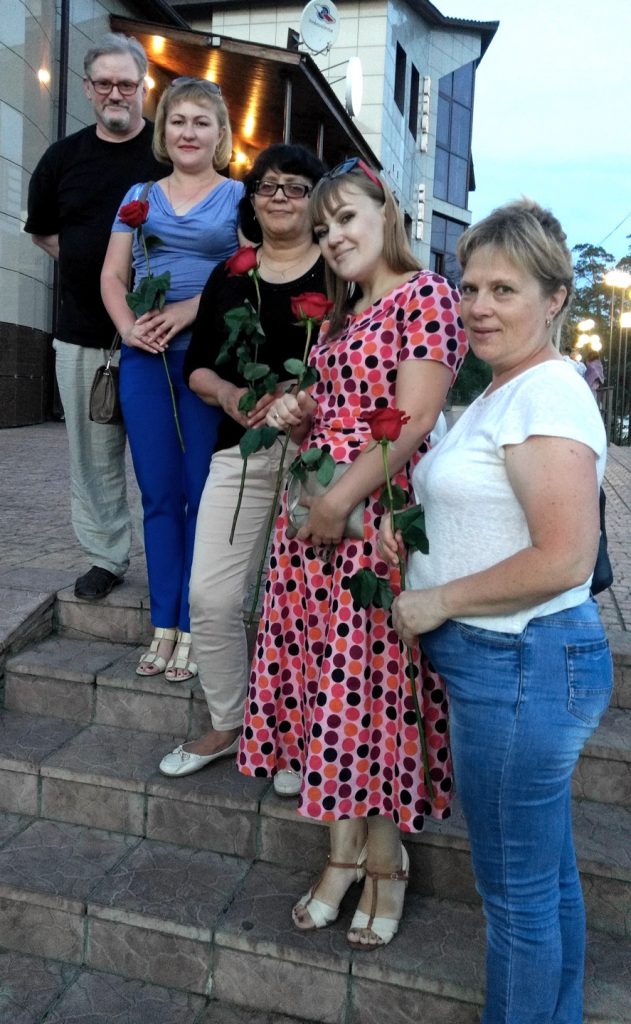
[345,56,363,117]
[299,1,340,53]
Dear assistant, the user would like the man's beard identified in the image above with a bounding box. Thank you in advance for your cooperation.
[101,104,131,133]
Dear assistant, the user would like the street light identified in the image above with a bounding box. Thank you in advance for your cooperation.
[603,269,631,444]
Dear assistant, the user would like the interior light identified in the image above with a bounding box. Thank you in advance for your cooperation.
[151,36,165,54]
[37,68,51,85]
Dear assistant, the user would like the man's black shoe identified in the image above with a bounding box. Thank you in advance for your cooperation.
[74,566,123,601]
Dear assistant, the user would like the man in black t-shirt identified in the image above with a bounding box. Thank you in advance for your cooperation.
[25,33,167,600]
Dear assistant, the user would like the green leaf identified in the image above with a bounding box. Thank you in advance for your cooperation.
[284,358,306,377]
[143,233,164,250]
[300,447,323,467]
[242,362,270,382]
[315,452,336,486]
[300,366,320,389]
[380,483,407,511]
[349,568,378,609]
[373,578,395,610]
[394,505,429,554]
[238,390,257,413]
[239,427,263,458]
[262,372,279,394]
[259,425,279,449]
[214,340,233,366]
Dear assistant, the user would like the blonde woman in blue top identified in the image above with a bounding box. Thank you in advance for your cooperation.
[102,78,244,681]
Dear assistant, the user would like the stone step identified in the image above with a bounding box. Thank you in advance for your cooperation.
[0,710,629,938]
[6,636,631,810]
[0,951,312,1023]
[0,820,627,1023]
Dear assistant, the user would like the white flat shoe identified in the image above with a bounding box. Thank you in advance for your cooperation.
[273,769,301,797]
[159,736,240,777]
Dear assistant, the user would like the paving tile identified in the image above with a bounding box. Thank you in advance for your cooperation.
[148,757,269,812]
[41,723,179,791]
[0,567,76,593]
[216,860,353,974]
[573,755,631,807]
[0,588,53,652]
[0,810,31,845]
[0,950,78,1024]
[586,707,631,762]
[0,767,39,816]
[585,931,631,1020]
[5,635,131,684]
[212,947,347,1024]
[4,674,95,725]
[94,686,190,734]
[573,799,631,879]
[42,969,206,1023]
[86,917,212,994]
[0,895,85,962]
[42,778,146,835]
[146,794,257,857]
[0,709,82,771]
[350,977,480,1024]
[88,838,249,937]
[198,1005,309,1024]
[57,593,150,646]
[97,644,196,696]
[0,820,139,912]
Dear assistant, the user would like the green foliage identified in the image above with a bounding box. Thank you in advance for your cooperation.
[288,447,336,486]
[126,272,171,316]
[449,349,492,404]
[380,483,407,511]
[394,504,429,554]
[349,568,394,610]
[239,425,279,458]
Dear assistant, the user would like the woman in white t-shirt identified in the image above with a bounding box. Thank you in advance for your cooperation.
[380,200,612,1024]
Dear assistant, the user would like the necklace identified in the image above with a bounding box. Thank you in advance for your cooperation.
[258,245,318,281]
[166,174,217,214]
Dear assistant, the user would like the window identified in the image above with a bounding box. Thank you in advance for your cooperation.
[430,213,466,285]
[394,43,406,114]
[433,61,475,209]
[409,64,419,138]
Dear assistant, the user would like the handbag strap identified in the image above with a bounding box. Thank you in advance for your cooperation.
[107,180,155,361]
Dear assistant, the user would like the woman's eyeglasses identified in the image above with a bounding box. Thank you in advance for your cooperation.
[86,78,142,97]
[171,77,222,95]
[254,180,312,199]
[324,157,383,192]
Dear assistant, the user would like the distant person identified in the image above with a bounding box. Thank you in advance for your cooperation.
[561,345,586,376]
[24,33,167,601]
[584,350,605,393]
[101,78,244,681]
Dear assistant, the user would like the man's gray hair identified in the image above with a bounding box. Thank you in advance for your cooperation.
[84,33,148,78]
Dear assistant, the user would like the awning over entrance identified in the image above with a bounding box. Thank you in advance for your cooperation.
[111,15,379,172]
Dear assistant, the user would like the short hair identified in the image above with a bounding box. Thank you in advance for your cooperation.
[84,33,148,79]
[309,164,421,338]
[457,199,574,325]
[239,144,326,243]
[152,79,233,169]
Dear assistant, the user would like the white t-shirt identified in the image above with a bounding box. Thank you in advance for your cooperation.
[408,360,607,633]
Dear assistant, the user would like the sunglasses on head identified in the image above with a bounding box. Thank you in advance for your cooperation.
[171,77,222,95]
[324,157,383,192]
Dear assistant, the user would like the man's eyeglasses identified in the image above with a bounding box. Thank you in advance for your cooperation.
[324,157,383,192]
[86,78,143,97]
[254,180,312,199]
[171,77,222,95]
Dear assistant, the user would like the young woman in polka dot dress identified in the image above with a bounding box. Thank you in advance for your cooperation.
[238,161,468,949]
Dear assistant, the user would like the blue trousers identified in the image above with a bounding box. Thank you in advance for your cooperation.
[421,601,612,1024]
[119,346,222,631]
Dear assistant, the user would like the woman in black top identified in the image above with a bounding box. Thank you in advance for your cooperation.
[159,144,326,783]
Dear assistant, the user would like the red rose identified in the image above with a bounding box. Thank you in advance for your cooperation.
[226,245,258,276]
[118,200,149,228]
[291,292,334,324]
[361,407,411,443]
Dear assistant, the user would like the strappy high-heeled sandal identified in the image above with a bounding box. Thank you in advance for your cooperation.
[165,630,198,683]
[347,843,409,951]
[136,627,177,677]
[292,843,368,930]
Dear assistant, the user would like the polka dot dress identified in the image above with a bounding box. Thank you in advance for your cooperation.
[238,272,468,831]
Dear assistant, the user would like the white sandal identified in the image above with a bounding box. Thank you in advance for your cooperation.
[136,627,177,677]
[347,844,409,950]
[292,843,368,930]
[165,630,198,683]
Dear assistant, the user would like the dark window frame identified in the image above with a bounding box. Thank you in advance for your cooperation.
[394,42,406,115]
[409,63,419,138]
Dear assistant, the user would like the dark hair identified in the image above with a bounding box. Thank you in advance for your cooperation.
[239,144,326,243]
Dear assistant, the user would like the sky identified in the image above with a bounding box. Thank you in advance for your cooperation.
[439,0,631,261]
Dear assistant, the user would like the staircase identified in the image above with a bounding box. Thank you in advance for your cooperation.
[0,570,629,1023]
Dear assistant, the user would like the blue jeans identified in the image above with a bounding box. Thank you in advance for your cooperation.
[120,346,222,631]
[421,601,612,1024]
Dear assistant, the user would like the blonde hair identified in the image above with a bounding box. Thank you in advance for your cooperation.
[457,199,574,325]
[310,166,421,338]
[152,79,233,169]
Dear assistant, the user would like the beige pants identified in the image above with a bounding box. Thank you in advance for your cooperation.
[190,439,297,731]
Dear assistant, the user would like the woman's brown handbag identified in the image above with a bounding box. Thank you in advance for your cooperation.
[89,334,122,424]
[286,462,365,540]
